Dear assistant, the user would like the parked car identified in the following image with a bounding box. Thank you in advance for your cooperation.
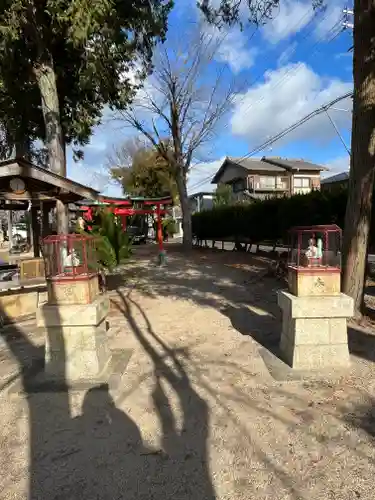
[12,223,28,241]
[126,225,147,244]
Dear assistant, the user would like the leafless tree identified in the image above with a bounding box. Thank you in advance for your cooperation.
[115,29,235,248]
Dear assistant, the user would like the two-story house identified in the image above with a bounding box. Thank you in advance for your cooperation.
[211,156,328,200]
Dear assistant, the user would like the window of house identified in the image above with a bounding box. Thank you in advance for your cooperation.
[232,179,245,192]
[293,177,310,188]
[259,176,276,189]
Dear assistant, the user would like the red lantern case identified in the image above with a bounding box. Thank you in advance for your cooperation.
[287,225,341,297]
[42,234,100,304]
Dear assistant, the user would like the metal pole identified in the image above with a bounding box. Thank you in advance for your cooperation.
[157,205,165,266]
[7,204,13,252]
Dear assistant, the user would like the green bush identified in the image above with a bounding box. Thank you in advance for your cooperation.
[85,208,132,271]
[191,188,365,246]
[162,217,178,236]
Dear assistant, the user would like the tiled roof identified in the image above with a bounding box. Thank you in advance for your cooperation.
[211,156,327,184]
[262,157,329,171]
[226,157,285,172]
[321,172,349,184]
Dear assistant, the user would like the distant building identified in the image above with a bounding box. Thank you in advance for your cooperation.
[211,156,328,201]
[189,192,214,213]
[320,172,349,192]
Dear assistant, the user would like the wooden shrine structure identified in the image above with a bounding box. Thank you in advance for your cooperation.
[0,157,100,256]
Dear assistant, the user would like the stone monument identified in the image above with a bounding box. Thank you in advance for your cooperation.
[36,234,113,387]
[278,225,353,370]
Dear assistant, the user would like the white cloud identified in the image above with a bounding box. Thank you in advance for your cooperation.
[230,62,352,147]
[323,155,350,177]
[262,1,314,43]
[85,140,107,153]
[187,158,225,194]
[67,159,123,197]
[202,23,257,73]
[314,3,344,40]
[215,30,257,73]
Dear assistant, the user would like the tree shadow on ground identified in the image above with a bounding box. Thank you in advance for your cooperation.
[111,290,375,499]
[109,244,283,355]
[348,323,375,363]
[0,294,216,499]
[113,290,306,499]
[341,395,375,439]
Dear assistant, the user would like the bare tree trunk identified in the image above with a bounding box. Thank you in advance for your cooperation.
[175,167,192,249]
[342,1,375,316]
[34,59,68,234]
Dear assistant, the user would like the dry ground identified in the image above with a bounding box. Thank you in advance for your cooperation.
[1,244,375,499]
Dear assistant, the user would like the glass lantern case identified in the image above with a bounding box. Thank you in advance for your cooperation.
[43,234,98,280]
[42,234,100,305]
[287,225,342,297]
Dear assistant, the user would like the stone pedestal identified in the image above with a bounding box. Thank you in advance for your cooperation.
[46,274,100,305]
[36,295,111,384]
[288,267,340,297]
[278,291,353,370]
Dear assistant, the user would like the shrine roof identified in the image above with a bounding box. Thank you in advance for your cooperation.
[77,195,173,207]
[0,157,100,203]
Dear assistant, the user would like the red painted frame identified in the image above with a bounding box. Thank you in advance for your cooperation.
[80,196,173,254]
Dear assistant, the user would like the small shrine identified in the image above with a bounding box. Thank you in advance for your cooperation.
[36,233,111,386]
[278,225,353,370]
[0,157,100,325]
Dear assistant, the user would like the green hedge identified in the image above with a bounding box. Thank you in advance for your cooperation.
[192,189,374,247]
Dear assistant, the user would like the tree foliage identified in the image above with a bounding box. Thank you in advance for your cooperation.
[109,138,178,200]
[198,0,324,26]
[213,184,233,207]
[0,0,174,159]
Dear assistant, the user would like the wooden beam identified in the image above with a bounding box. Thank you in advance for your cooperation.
[0,202,29,210]
[0,159,99,201]
[0,191,55,201]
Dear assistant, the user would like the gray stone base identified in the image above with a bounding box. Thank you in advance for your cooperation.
[9,348,133,393]
[35,296,117,387]
[278,291,354,370]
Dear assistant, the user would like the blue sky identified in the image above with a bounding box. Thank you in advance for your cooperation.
[67,0,353,196]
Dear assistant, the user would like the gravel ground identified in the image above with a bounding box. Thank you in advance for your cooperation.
[2,244,375,500]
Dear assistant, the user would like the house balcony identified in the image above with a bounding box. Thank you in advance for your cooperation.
[248,179,289,192]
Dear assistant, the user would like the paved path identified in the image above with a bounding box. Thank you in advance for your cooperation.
[1,245,375,499]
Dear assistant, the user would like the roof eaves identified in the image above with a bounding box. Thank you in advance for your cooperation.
[211,157,230,184]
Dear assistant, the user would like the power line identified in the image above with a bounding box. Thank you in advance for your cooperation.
[325,109,351,156]
[189,91,352,192]
[237,91,353,160]
[189,11,343,192]
[189,8,348,193]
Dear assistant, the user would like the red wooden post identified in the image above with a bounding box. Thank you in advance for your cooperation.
[121,215,127,231]
[157,205,163,252]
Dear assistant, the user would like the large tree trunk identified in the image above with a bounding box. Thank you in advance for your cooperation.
[175,166,192,249]
[342,1,375,316]
[34,59,68,234]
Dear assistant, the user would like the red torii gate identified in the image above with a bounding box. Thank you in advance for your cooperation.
[79,195,173,264]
